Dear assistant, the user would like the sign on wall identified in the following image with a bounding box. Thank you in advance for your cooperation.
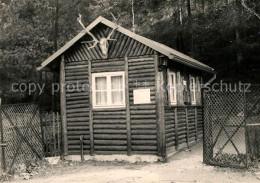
[133,88,151,104]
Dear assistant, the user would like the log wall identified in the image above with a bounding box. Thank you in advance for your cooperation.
[165,106,203,157]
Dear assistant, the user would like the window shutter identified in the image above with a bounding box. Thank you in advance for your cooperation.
[176,71,183,105]
[196,76,201,105]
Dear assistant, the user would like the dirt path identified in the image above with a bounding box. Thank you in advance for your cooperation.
[8,142,260,183]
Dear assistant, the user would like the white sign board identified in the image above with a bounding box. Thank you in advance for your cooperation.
[133,88,151,104]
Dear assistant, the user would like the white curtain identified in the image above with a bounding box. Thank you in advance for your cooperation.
[111,76,123,104]
[95,77,107,105]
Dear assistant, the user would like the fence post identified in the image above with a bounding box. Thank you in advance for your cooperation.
[0,99,6,172]
[243,89,249,168]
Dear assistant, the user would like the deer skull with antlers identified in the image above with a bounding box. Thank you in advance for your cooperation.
[77,14,117,58]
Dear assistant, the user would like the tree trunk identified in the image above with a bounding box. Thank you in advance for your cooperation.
[187,0,191,17]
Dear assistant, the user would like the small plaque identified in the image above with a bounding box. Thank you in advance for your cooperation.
[133,88,151,104]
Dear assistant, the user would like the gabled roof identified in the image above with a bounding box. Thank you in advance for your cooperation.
[38,16,214,73]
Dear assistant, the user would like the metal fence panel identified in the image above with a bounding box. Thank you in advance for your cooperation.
[0,103,44,172]
[203,85,260,168]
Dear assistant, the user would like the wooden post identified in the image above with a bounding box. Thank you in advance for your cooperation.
[60,55,68,156]
[88,60,94,156]
[80,135,84,162]
[57,112,60,154]
[185,107,190,148]
[125,57,132,156]
[0,100,6,172]
[154,55,166,161]
[174,108,179,151]
[52,112,56,154]
[195,107,198,142]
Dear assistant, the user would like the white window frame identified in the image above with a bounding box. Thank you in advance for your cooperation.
[190,76,196,105]
[168,71,177,105]
[92,71,125,109]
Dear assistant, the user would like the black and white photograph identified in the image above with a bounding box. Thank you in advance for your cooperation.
[0,0,259,182]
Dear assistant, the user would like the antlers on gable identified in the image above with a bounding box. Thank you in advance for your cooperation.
[77,14,118,53]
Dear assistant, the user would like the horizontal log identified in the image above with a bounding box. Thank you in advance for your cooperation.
[65,65,88,70]
[131,119,157,124]
[93,111,126,115]
[93,116,126,119]
[128,57,154,62]
[93,124,126,129]
[65,61,88,66]
[66,92,88,98]
[130,110,156,115]
[67,117,89,122]
[131,124,156,129]
[130,105,156,110]
[128,69,155,74]
[67,131,90,135]
[94,140,127,145]
[93,120,126,124]
[66,71,89,77]
[94,134,127,140]
[92,61,124,68]
[131,140,157,145]
[66,68,89,73]
[132,146,157,151]
[128,61,154,66]
[67,99,89,105]
[131,135,156,140]
[94,129,127,134]
[131,130,157,135]
[67,122,89,126]
[130,115,156,119]
[67,104,89,110]
[68,146,90,151]
[68,135,90,140]
[67,112,89,118]
[68,140,90,145]
[91,67,125,73]
[67,108,89,114]
[94,146,127,151]
[66,76,88,81]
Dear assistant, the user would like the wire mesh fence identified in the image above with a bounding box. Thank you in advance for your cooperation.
[0,103,44,172]
[203,85,260,168]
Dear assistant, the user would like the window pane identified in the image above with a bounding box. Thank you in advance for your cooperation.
[171,75,175,87]
[111,76,123,90]
[111,91,123,104]
[96,91,107,105]
[172,88,175,101]
[95,77,107,90]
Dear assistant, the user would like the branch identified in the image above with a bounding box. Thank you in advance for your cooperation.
[241,0,260,20]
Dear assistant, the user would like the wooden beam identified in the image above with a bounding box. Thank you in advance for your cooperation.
[60,55,68,155]
[125,57,132,155]
[174,108,179,151]
[154,54,166,161]
[185,107,190,148]
[88,60,94,155]
[195,107,198,142]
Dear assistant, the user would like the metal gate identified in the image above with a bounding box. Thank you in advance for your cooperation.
[203,85,260,168]
[0,103,44,172]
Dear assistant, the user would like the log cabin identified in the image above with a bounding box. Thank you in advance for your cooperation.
[38,16,215,161]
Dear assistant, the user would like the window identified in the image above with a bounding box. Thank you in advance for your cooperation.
[92,72,125,108]
[190,76,196,105]
[168,71,177,105]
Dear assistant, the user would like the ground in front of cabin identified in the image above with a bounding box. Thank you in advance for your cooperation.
[6,142,260,183]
